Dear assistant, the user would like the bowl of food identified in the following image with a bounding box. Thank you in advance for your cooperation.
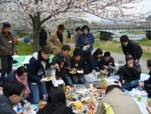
[41,77,53,82]
[69,68,77,74]
[38,100,47,109]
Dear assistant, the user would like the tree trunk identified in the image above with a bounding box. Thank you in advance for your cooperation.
[32,15,41,51]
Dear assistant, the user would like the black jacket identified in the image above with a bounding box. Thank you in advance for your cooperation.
[121,40,143,60]
[39,29,47,47]
[27,52,50,83]
[117,65,140,83]
[102,56,115,67]
[52,53,71,79]
[0,95,16,114]
[71,57,84,70]
[37,103,74,114]
[144,71,151,85]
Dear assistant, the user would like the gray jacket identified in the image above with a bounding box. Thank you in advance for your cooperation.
[0,33,15,55]
[0,95,17,114]
[96,88,142,114]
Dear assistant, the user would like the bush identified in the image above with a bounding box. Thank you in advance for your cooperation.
[146,31,151,40]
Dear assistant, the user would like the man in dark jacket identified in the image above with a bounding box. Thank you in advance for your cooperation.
[0,81,25,114]
[71,48,85,84]
[117,56,141,90]
[139,59,151,97]
[52,45,73,86]
[101,51,115,76]
[120,35,143,72]
[39,26,47,48]
[0,22,16,86]
[92,48,104,72]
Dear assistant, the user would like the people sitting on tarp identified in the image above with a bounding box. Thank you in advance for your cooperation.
[120,35,143,72]
[77,25,94,74]
[117,56,141,90]
[70,48,86,84]
[7,66,30,99]
[101,51,115,76]
[96,81,142,114]
[92,48,104,72]
[0,81,25,114]
[37,87,74,114]
[139,59,151,98]
[51,45,73,86]
[27,46,52,104]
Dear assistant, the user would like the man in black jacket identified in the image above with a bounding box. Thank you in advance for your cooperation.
[0,81,25,114]
[139,59,151,97]
[52,45,73,86]
[120,35,143,72]
[117,56,141,90]
[71,48,85,84]
[39,26,47,48]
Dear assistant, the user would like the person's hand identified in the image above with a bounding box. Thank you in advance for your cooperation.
[72,68,77,71]
[104,65,109,69]
[147,105,151,114]
[82,45,88,51]
[135,59,139,64]
[86,44,90,48]
[122,80,125,84]
[139,81,144,87]
[54,63,59,70]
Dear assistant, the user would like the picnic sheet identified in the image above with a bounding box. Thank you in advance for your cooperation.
[12,55,150,114]
[12,55,54,69]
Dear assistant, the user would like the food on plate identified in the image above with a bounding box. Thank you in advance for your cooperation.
[81,97,90,104]
[38,100,47,109]
[41,76,53,82]
[71,101,84,111]
[86,102,96,113]
[77,70,84,74]
[69,68,77,74]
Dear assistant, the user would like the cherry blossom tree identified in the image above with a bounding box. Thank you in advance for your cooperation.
[2,0,144,50]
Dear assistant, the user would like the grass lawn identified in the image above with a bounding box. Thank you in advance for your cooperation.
[16,38,151,59]
[16,42,33,55]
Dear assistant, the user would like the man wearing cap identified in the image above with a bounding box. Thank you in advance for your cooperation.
[0,22,16,86]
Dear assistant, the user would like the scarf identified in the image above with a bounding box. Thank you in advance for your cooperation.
[16,75,30,96]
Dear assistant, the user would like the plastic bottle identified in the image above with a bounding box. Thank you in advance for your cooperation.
[17,103,23,114]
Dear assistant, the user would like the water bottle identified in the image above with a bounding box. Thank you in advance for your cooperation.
[17,103,23,114]
[0,87,3,95]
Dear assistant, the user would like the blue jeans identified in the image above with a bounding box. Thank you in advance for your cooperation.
[122,80,139,90]
[63,74,73,86]
[0,55,13,86]
[29,82,47,104]
[72,74,86,84]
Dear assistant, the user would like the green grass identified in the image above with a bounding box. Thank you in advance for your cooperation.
[17,42,33,55]
[16,37,151,59]
[137,38,151,46]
